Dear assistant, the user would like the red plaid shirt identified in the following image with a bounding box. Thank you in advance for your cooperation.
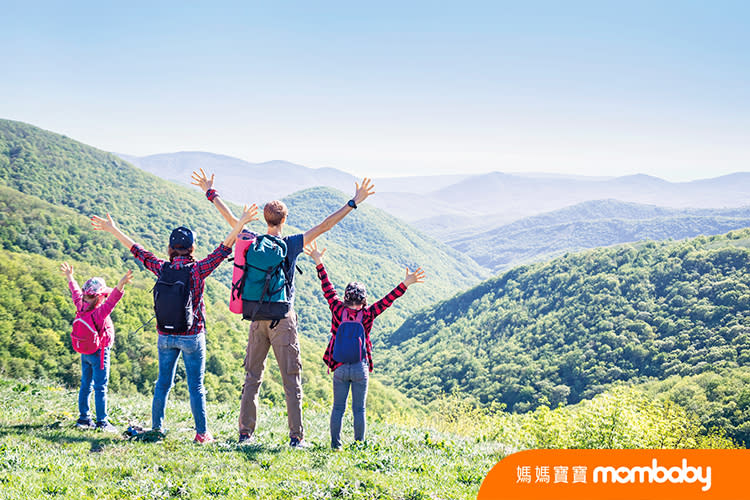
[317,263,406,372]
[130,243,231,335]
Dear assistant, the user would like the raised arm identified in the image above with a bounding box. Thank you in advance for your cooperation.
[191,168,239,227]
[92,270,132,323]
[303,178,375,246]
[92,213,163,275]
[61,262,84,310]
[304,242,342,312]
[195,204,259,279]
[369,267,426,318]
[222,204,259,248]
[91,213,136,249]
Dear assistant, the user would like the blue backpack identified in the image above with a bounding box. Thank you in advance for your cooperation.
[332,309,366,364]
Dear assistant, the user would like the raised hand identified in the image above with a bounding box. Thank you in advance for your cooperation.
[60,262,74,279]
[91,213,136,249]
[304,240,327,265]
[117,269,134,290]
[191,168,215,192]
[239,204,259,225]
[404,267,426,287]
[91,213,118,233]
[353,177,376,205]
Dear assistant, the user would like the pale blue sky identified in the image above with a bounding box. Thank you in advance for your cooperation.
[2,1,749,179]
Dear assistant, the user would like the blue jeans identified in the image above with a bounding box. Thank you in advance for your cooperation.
[79,347,110,423]
[330,360,369,449]
[152,333,207,434]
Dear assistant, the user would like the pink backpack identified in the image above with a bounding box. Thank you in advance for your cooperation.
[71,310,108,368]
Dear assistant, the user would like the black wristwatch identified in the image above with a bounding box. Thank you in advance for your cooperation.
[347,199,357,209]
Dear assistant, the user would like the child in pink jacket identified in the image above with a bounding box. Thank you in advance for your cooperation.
[61,262,132,432]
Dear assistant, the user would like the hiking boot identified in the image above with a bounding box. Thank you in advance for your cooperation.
[96,421,118,433]
[238,432,255,445]
[75,417,95,429]
[289,437,310,449]
[194,432,215,444]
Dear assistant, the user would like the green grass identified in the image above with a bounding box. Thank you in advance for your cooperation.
[0,379,500,500]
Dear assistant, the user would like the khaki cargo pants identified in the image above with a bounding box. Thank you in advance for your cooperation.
[238,312,304,440]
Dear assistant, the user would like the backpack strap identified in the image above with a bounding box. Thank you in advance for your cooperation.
[99,345,106,370]
[340,309,364,322]
[85,311,106,370]
[231,262,246,302]
[340,308,351,322]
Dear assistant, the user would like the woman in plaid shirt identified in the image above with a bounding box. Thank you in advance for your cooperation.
[92,205,258,443]
[304,241,425,449]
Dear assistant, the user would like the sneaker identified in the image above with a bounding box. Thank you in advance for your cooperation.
[95,421,118,433]
[75,417,94,429]
[194,432,215,444]
[238,433,255,444]
[289,437,310,449]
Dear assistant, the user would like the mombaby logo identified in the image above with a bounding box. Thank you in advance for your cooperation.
[477,449,748,500]
[593,458,711,492]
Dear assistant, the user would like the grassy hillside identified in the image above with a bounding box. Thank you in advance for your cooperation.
[0,379,497,500]
[380,229,750,423]
[447,199,750,271]
[0,379,732,500]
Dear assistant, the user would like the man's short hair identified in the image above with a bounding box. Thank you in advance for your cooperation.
[264,200,288,226]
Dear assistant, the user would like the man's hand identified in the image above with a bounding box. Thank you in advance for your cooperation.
[191,168,215,192]
[404,267,426,288]
[239,204,259,225]
[60,262,74,280]
[353,178,376,205]
[91,213,118,233]
[117,270,134,290]
[304,241,327,265]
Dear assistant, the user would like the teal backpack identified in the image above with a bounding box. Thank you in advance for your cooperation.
[233,234,291,325]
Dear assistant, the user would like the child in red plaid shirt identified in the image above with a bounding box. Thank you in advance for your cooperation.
[304,241,425,449]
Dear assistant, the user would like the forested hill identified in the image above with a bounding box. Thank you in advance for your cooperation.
[381,229,750,413]
[447,199,750,272]
[0,118,487,341]
[0,119,230,257]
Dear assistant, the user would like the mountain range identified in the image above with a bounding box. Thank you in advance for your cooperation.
[448,199,750,272]
[121,152,750,227]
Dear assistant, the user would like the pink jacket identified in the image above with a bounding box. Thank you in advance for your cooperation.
[68,280,122,348]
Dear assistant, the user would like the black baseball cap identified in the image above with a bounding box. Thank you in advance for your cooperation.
[169,226,194,249]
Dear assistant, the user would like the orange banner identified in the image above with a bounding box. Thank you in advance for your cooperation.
[478,449,750,500]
